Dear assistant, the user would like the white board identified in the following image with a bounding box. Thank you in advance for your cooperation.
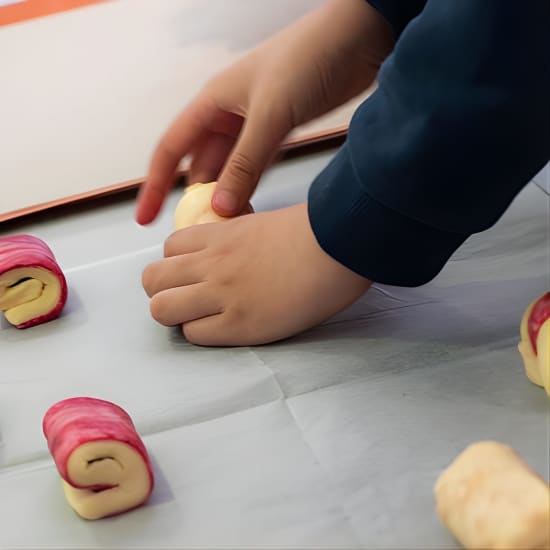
[0,0,369,220]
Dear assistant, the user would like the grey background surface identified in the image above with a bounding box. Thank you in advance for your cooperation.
[0,150,549,548]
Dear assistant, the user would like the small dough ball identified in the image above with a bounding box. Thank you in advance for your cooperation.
[173,182,253,230]
[434,441,550,550]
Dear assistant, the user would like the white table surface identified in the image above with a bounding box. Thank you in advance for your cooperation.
[0,150,549,549]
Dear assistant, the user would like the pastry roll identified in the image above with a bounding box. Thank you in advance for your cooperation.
[174,181,253,230]
[43,397,154,520]
[519,292,550,396]
[0,234,68,328]
[435,441,550,550]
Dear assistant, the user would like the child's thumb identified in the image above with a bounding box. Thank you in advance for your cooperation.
[213,104,290,216]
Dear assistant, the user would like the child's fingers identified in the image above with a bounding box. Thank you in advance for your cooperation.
[163,223,211,257]
[181,309,259,347]
[181,312,231,347]
[135,98,213,225]
[142,253,205,298]
[212,100,292,217]
[188,131,237,186]
[149,283,223,327]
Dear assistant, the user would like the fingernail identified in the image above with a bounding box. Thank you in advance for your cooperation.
[213,190,238,213]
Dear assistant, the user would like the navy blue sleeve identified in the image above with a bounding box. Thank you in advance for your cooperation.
[308,0,549,287]
[366,0,426,38]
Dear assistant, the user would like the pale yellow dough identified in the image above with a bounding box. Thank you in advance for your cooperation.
[518,296,550,397]
[0,267,61,326]
[435,441,550,550]
[174,181,253,231]
[62,441,151,520]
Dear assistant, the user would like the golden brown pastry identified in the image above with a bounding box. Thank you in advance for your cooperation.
[435,441,550,549]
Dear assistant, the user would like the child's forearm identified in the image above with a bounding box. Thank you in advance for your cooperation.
[308,0,549,287]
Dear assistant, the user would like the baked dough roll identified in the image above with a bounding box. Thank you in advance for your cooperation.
[43,397,154,520]
[174,181,253,230]
[0,234,68,328]
[519,292,550,396]
[435,441,550,550]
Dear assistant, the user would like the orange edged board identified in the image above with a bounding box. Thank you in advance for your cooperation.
[0,126,348,224]
[0,0,108,27]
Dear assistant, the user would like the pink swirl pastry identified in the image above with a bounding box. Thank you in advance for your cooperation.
[43,397,155,520]
[518,292,550,397]
[0,234,67,328]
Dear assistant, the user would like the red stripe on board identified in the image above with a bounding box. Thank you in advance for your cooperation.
[0,0,108,27]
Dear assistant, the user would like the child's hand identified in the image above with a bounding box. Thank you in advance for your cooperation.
[142,203,372,346]
[135,0,393,225]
